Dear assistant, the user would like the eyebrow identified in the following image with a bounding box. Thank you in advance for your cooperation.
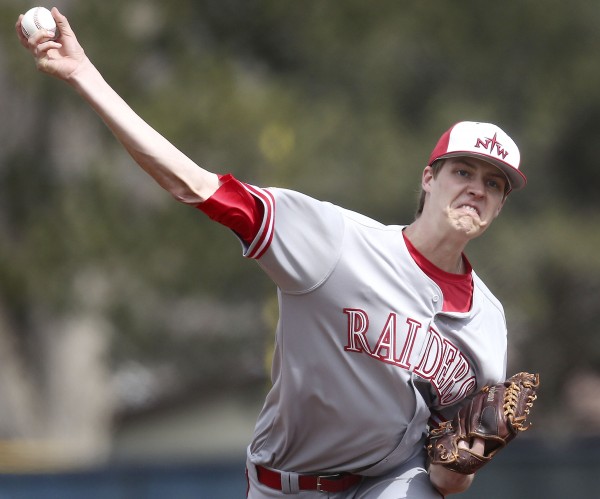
[458,158,507,181]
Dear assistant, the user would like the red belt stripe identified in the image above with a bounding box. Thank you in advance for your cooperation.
[255,465,363,493]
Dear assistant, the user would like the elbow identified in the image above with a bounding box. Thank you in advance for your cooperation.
[168,174,220,205]
[167,180,215,205]
[170,190,203,205]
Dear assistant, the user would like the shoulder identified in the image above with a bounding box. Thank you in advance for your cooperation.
[257,188,345,293]
[268,188,401,234]
[337,206,384,227]
[266,187,345,229]
[336,206,405,236]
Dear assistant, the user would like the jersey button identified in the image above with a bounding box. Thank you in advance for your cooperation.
[432,295,440,303]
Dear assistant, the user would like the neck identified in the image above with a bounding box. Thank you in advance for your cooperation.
[404,220,468,274]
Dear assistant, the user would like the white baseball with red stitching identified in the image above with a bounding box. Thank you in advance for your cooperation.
[21,7,57,39]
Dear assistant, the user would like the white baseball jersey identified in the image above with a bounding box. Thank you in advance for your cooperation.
[221,182,507,476]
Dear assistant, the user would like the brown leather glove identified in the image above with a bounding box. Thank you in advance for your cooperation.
[427,372,540,475]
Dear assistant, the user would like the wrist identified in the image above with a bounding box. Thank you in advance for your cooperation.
[66,55,94,87]
[429,464,475,496]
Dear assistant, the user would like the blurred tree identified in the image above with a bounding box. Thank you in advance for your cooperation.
[1,0,600,466]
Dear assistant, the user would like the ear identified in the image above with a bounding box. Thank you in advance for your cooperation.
[422,165,435,193]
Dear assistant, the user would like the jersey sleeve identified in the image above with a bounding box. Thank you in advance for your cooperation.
[257,188,345,294]
[197,173,267,246]
[197,174,345,293]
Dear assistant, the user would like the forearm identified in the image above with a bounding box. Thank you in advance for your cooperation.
[429,464,474,496]
[67,57,219,203]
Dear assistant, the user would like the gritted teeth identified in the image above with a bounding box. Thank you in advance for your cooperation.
[458,204,480,216]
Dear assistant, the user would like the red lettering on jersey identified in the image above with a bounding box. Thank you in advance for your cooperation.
[341,309,476,407]
[414,330,476,406]
[372,313,397,362]
[433,339,459,388]
[443,375,477,405]
[396,318,421,369]
[343,308,371,353]
[413,327,443,379]
[433,343,475,405]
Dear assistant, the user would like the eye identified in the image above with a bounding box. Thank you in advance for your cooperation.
[487,178,507,192]
[456,169,470,177]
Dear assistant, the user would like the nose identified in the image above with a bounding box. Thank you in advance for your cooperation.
[467,177,486,197]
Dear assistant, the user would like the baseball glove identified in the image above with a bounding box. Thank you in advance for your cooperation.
[427,372,540,475]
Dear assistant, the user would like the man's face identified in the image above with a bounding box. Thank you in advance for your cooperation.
[422,157,508,239]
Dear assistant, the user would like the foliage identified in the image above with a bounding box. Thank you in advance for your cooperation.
[1,0,600,451]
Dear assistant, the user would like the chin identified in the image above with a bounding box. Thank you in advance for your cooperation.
[449,214,487,238]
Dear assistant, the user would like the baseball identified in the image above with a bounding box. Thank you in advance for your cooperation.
[21,7,57,39]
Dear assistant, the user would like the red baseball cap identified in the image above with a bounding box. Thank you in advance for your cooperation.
[428,121,526,192]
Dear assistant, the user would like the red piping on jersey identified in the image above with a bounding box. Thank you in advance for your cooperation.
[243,183,275,259]
[196,174,275,259]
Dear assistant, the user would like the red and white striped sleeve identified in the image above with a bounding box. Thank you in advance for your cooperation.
[240,182,275,259]
[196,173,275,259]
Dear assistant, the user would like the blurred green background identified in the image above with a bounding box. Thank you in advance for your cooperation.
[1,0,600,495]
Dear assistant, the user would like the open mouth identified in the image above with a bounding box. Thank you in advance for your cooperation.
[457,204,480,217]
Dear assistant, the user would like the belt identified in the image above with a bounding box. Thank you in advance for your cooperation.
[255,464,363,493]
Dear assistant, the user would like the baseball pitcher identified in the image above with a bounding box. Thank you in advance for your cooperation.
[17,8,538,498]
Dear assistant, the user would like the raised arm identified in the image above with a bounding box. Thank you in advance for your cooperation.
[16,7,220,204]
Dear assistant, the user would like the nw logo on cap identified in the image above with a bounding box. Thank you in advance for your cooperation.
[474,133,509,160]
